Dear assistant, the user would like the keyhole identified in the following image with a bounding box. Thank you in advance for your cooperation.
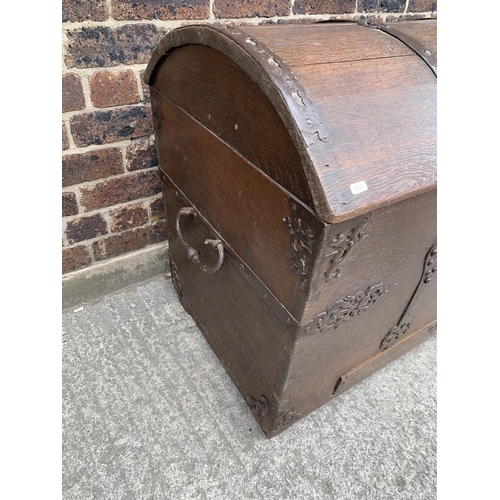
[332,376,344,395]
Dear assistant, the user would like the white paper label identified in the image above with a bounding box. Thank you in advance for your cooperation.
[350,180,368,195]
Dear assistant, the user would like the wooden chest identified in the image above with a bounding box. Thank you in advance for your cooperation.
[145,20,437,437]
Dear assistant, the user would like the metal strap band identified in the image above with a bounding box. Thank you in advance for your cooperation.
[359,21,437,77]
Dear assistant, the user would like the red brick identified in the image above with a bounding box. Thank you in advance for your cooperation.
[214,0,289,18]
[65,213,108,244]
[64,25,168,69]
[293,0,355,14]
[62,245,92,274]
[408,0,437,12]
[109,203,148,232]
[89,70,140,108]
[62,148,123,188]
[139,70,150,103]
[149,197,166,221]
[62,0,109,22]
[92,220,167,261]
[126,137,158,172]
[63,122,70,150]
[62,74,85,113]
[79,169,162,211]
[63,192,79,217]
[111,0,209,20]
[70,105,153,147]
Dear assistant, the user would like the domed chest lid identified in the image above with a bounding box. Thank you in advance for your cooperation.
[146,20,436,223]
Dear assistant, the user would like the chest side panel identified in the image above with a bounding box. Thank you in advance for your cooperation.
[161,176,294,435]
[151,87,326,319]
[150,44,313,207]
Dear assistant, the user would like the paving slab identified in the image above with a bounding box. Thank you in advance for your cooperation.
[62,275,437,500]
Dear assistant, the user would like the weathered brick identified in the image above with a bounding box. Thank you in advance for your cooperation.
[149,197,166,221]
[111,0,209,21]
[63,122,70,150]
[109,203,148,232]
[70,105,153,147]
[65,213,108,244]
[62,74,85,113]
[62,0,109,22]
[359,0,405,12]
[293,0,356,14]
[64,25,168,69]
[379,0,406,11]
[358,0,377,11]
[139,70,150,103]
[408,0,437,12]
[89,70,140,108]
[63,192,79,217]
[126,137,158,172]
[63,148,123,188]
[92,220,167,261]
[79,169,162,211]
[214,0,289,18]
[62,245,92,274]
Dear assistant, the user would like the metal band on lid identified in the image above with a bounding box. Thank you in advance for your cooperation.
[358,21,437,77]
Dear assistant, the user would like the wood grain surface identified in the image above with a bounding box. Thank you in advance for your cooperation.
[303,189,437,323]
[161,176,288,435]
[291,52,436,221]
[152,44,313,206]
[147,22,436,223]
[242,23,414,66]
[151,87,326,319]
[385,19,437,55]
[271,321,436,435]
[147,20,437,436]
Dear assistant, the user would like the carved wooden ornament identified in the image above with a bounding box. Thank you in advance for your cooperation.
[324,214,372,281]
[380,242,437,350]
[306,282,398,334]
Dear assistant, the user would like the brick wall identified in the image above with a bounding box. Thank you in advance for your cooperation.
[62,0,437,275]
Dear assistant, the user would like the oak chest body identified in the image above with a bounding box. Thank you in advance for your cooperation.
[145,20,437,437]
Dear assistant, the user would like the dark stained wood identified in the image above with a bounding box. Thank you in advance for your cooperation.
[270,321,436,437]
[152,44,314,207]
[151,87,326,319]
[146,23,436,223]
[242,23,414,66]
[292,53,436,221]
[162,175,291,436]
[147,20,437,437]
[304,190,437,323]
[386,19,437,54]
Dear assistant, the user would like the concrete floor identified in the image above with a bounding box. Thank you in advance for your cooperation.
[62,275,436,500]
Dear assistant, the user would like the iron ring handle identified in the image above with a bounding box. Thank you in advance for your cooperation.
[175,207,224,274]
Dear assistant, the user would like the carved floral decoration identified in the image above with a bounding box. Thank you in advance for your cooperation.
[380,242,437,350]
[306,282,398,334]
[324,214,372,281]
[284,202,316,276]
